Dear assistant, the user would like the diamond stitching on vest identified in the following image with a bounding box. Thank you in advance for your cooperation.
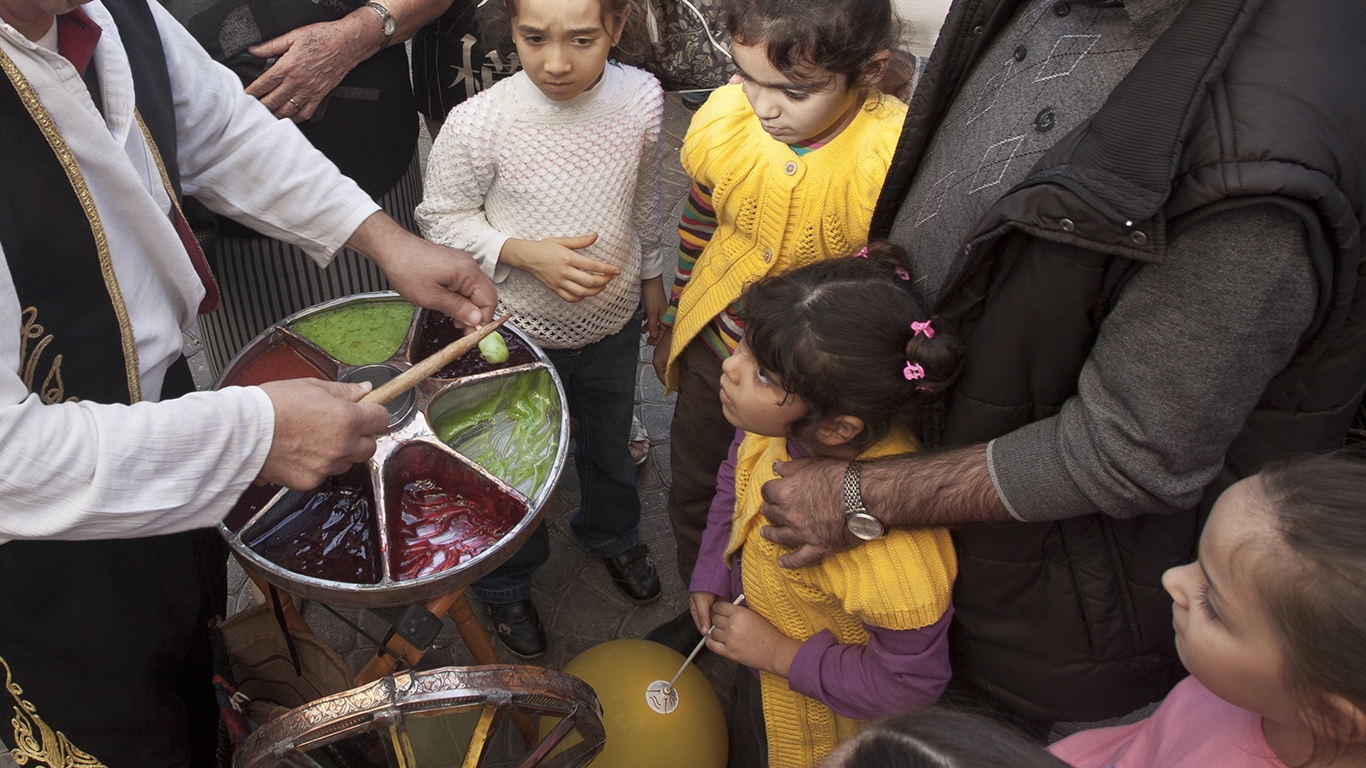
[1034,34,1101,82]
[969,135,1027,194]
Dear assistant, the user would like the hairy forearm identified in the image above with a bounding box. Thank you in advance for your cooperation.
[860,444,1012,527]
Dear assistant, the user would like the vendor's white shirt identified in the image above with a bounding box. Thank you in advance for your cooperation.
[0,1,380,542]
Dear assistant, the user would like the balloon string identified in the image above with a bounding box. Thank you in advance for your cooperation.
[663,593,744,694]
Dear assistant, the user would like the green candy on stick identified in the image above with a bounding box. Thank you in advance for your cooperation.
[478,332,510,364]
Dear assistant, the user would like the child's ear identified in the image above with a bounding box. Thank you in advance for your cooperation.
[858,50,892,90]
[815,415,864,446]
[1324,694,1366,745]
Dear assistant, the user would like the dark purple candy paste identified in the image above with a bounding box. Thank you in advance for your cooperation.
[246,465,382,584]
[414,312,534,378]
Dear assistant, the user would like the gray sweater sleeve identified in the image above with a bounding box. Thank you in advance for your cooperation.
[988,204,1317,522]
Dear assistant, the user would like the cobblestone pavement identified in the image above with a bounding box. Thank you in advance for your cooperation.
[205,93,742,709]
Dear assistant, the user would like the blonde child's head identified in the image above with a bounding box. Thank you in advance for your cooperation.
[1162,451,1366,765]
[720,243,963,453]
[723,0,901,145]
[480,0,646,102]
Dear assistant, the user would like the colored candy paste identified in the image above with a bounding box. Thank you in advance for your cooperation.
[223,481,282,533]
[431,371,558,498]
[293,301,414,365]
[414,312,534,378]
[246,465,381,584]
[386,448,527,581]
[230,343,330,387]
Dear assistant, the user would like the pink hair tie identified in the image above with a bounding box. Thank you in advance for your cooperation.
[895,266,911,281]
[911,320,935,339]
[903,362,925,380]
[854,246,869,258]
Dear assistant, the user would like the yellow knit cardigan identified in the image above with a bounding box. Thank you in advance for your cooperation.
[663,85,908,390]
[726,431,956,768]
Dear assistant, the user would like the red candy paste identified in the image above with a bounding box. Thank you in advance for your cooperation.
[386,448,527,581]
[223,481,282,533]
[232,343,330,386]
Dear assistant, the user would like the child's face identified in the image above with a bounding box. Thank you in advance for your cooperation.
[1162,477,1298,722]
[731,40,863,146]
[719,339,808,438]
[510,0,622,102]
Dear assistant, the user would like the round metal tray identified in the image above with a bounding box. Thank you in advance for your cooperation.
[233,666,605,768]
[216,292,570,608]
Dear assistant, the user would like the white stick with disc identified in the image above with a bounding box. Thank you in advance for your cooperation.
[644,593,745,716]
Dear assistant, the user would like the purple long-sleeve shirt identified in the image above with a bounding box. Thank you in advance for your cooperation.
[689,430,952,720]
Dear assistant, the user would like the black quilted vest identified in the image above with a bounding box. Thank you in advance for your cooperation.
[872,0,1366,721]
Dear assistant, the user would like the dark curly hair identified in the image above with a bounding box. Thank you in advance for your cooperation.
[737,242,963,449]
[723,0,901,90]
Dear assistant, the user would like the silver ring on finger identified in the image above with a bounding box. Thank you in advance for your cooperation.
[287,97,301,110]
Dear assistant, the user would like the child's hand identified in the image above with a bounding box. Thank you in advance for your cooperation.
[498,234,621,302]
[689,591,720,635]
[706,601,802,677]
[652,328,672,385]
[641,276,668,344]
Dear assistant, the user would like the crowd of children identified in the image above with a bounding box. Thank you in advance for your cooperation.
[411,0,1366,765]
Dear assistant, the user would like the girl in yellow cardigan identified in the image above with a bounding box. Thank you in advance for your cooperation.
[644,0,911,636]
[689,248,964,768]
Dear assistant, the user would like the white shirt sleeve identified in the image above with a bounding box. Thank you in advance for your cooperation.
[148,0,379,266]
[415,91,514,282]
[632,74,666,281]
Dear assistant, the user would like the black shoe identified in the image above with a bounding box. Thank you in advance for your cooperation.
[645,609,705,657]
[486,598,547,659]
[603,544,662,604]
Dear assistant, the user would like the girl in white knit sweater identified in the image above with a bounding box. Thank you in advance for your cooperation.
[415,0,666,658]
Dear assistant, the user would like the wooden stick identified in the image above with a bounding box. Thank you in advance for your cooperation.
[361,313,512,406]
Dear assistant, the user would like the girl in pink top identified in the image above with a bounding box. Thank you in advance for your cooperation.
[1050,452,1366,768]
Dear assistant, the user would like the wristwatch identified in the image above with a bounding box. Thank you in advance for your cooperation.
[842,461,885,541]
[365,2,395,48]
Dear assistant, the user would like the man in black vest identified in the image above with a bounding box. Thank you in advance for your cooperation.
[0,0,495,763]
[757,0,1366,734]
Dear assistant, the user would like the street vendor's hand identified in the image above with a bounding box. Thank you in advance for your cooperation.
[498,235,620,302]
[246,14,379,122]
[257,379,390,489]
[346,212,497,329]
[706,601,801,678]
[760,457,859,569]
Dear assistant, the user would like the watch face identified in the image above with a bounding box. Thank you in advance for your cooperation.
[847,513,884,541]
[383,17,395,34]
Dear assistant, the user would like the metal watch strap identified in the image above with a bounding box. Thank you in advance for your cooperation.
[842,460,885,540]
[365,2,395,48]
[843,460,866,516]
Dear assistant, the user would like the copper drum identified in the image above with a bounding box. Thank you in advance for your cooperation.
[216,292,570,608]
[232,666,605,768]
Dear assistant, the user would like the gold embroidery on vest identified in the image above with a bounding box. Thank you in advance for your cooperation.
[0,48,142,404]
[2,656,107,768]
[18,308,73,404]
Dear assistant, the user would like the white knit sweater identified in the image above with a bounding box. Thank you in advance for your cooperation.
[416,63,665,349]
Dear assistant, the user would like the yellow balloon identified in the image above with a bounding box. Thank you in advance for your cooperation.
[562,638,728,768]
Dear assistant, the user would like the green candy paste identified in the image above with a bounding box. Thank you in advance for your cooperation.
[293,301,415,365]
[433,371,558,499]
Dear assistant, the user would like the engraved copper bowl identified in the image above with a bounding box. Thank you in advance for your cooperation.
[215,292,570,608]
[232,666,605,768]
